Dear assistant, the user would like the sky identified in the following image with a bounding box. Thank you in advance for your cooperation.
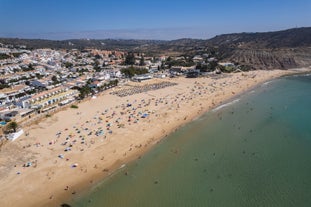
[0,0,310,40]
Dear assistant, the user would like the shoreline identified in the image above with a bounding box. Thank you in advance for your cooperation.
[69,67,311,205]
[68,67,311,205]
[0,68,310,207]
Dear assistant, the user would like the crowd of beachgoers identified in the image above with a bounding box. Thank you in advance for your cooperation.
[6,74,251,183]
[1,69,309,207]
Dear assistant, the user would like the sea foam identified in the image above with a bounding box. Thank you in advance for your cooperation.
[212,99,240,112]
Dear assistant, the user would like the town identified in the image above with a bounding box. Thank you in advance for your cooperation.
[0,42,242,137]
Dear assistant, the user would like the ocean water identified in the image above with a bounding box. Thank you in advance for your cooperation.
[72,74,311,207]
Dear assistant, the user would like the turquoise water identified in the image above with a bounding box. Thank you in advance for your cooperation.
[0,121,6,126]
[72,74,311,207]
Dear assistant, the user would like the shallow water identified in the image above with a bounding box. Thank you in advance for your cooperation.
[72,74,311,207]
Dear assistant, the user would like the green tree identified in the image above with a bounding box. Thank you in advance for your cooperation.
[7,121,18,133]
[35,73,43,79]
[78,85,92,99]
[121,67,148,78]
[64,62,73,68]
[94,60,100,66]
[110,79,119,86]
[22,63,34,72]
[51,75,58,84]
[94,54,101,59]
[196,62,202,70]
[28,63,34,70]
[93,60,101,72]
[207,61,218,71]
[86,78,92,85]
[139,56,145,66]
[0,54,10,60]
[196,63,209,72]
[124,52,135,65]
[0,84,9,89]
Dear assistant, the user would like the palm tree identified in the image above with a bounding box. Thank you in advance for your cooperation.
[7,121,18,133]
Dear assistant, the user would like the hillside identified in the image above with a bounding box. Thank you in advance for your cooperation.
[0,38,165,51]
[205,27,311,69]
[206,27,311,49]
[1,27,311,69]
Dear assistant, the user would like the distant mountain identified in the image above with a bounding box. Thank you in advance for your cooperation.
[1,27,311,69]
[0,38,165,50]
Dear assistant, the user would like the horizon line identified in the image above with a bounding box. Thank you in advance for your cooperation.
[0,26,309,42]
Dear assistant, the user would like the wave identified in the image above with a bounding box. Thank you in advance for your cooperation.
[119,164,126,169]
[291,73,311,78]
[262,80,273,86]
[212,99,240,112]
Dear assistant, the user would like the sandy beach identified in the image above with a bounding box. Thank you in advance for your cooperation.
[0,69,309,207]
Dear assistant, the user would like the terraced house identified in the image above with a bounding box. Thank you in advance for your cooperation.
[21,86,79,112]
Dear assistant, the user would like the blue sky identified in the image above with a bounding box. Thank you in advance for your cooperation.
[0,0,310,40]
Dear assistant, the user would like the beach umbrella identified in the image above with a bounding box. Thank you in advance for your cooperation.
[71,163,78,168]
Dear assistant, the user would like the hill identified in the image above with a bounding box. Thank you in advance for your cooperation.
[206,27,311,49]
[0,38,165,51]
[204,27,311,69]
[1,27,311,69]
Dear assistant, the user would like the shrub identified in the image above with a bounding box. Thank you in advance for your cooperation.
[71,105,78,109]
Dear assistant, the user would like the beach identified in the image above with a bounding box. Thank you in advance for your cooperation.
[0,69,309,207]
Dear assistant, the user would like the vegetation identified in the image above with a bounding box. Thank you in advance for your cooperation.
[139,56,145,66]
[70,105,79,109]
[221,65,236,73]
[195,63,208,72]
[108,79,119,87]
[12,52,23,58]
[0,54,11,60]
[121,67,148,78]
[51,75,59,85]
[35,73,44,79]
[6,121,18,133]
[0,37,166,51]
[94,54,102,59]
[0,28,310,53]
[238,65,252,71]
[124,52,135,65]
[22,63,35,71]
[78,85,92,99]
[0,84,9,89]
[98,79,119,91]
[77,68,89,73]
[165,58,195,68]
[93,60,101,72]
[64,62,73,68]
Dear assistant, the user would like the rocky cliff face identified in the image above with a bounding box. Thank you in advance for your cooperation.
[208,27,311,69]
[228,48,311,69]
